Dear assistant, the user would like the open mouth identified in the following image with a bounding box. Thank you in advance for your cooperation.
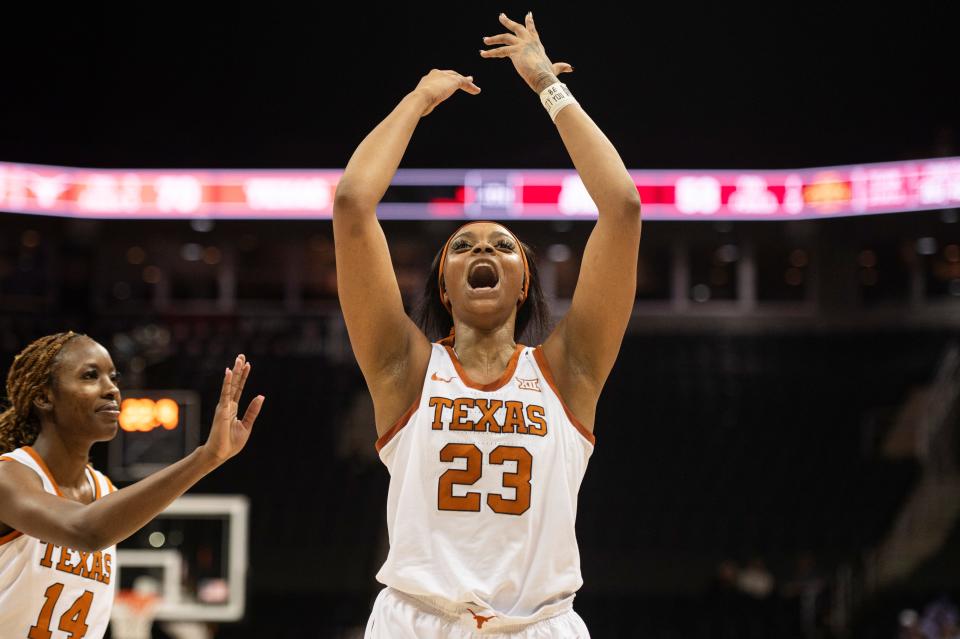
[467,263,499,289]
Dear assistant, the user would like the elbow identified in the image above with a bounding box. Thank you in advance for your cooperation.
[597,191,641,227]
[81,530,114,552]
[616,189,642,221]
[68,514,113,552]
[332,179,372,217]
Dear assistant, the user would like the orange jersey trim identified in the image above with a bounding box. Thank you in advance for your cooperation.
[532,347,596,446]
[86,465,102,500]
[438,337,525,392]
[0,458,21,544]
[23,446,65,497]
[375,400,420,453]
[0,529,22,546]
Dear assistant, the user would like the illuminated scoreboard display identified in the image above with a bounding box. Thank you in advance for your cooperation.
[108,391,200,482]
[1,158,958,221]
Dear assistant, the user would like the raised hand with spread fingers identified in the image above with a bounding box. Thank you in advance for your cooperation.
[480,12,573,93]
[203,354,265,463]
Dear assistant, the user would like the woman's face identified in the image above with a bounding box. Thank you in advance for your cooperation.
[41,337,121,443]
[442,222,526,327]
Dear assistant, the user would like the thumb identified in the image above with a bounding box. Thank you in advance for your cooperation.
[552,62,574,75]
[459,75,482,95]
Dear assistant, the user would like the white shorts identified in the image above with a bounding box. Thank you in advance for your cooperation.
[364,587,590,638]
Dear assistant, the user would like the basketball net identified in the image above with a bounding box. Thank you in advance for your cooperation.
[110,589,160,639]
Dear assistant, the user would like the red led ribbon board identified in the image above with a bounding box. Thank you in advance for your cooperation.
[1,158,957,221]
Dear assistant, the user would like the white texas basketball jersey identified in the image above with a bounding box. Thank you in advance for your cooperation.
[0,446,117,639]
[375,340,595,624]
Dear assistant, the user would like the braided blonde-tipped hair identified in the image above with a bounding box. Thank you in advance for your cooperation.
[0,332,82,454]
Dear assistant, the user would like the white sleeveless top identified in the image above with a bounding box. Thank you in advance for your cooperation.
[375,341,595,623]
[0,446,117,639]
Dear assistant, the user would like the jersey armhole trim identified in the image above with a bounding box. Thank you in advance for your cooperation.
[375,399,420,453]
[0,458,23,545]
[85,465,102,500]
[0,529,23,546]
[23,446,65,497]
[532,346,597,446]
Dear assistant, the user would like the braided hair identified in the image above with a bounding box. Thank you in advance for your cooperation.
[0,332,82,454]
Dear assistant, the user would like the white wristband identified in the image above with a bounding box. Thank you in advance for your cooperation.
[539,82,577,121]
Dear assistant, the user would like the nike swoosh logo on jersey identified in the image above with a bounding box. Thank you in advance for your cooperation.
[431,372,455,383]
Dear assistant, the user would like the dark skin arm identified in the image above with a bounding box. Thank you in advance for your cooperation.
[0,355,264,552]
[333,70,481,435]
[482,13,642,431]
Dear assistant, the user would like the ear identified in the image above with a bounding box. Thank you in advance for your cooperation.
[32,389,53,413]
[439,276,449,308]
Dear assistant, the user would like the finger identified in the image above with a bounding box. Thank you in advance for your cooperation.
[483,33,518,46]
[479,45,519,59]
[498,12,525,35]
[240,395,265,429]
[219,368,233,404]
[234,362,251,403]
[230,355,243,400]
[438,70,482,94]
[525,11,538,37]
[552,62,574,75]
[459,78,482,95]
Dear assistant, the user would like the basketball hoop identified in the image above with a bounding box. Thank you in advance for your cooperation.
[110,587,159,639]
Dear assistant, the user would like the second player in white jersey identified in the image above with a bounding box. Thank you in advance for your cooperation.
[0,447,117,639]
[376,340,595,624]
[0,333,265,639]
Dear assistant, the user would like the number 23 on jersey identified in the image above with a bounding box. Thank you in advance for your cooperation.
[437,443,533,516]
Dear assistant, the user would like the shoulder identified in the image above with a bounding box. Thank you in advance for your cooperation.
[369,340,437,436]
[532,337,600,432]
[0,457,44,496]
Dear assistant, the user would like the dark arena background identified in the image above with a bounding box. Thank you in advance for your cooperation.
[1,3,958,638]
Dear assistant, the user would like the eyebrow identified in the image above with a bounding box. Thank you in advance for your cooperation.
[79,362,117,372]
[453,230,512,242]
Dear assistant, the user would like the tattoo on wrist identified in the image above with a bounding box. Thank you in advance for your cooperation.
[532,67,559,93]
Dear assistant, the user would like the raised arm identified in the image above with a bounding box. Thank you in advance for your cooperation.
[0,356,264,551]
[482,13,642,430]
[333,70,480,433]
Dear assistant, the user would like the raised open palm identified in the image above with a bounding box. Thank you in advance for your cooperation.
[203,354,265,464]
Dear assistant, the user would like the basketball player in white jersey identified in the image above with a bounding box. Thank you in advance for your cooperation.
[333,12,641,637]
[0,332,264,638]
